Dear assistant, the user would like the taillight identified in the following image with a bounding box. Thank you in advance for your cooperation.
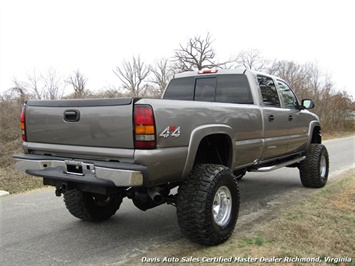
[20,106,27,141]
[134,105,156,149]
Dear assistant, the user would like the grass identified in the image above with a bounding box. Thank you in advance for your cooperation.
[0,167,44,194]
[323,131,355,140]
[0,139,46,194]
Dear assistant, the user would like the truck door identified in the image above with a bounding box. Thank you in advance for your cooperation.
[258,75,289,159]
[276,80,308,153]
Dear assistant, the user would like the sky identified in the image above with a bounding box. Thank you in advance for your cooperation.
[0,0,354,97]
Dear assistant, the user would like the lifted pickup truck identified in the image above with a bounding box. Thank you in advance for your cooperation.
[14,69,329,245]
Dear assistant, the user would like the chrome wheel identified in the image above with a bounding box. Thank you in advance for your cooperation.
[320,155,327,179]
[213,186,232,226]
[177,164,240,245]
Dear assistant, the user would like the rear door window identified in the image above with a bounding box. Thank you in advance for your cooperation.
[257,75,281,107]
[216,75,253,104]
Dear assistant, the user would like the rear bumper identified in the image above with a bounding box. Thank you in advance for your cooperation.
[13,154,147,188]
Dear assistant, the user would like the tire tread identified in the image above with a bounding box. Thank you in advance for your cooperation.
[177,164,239,245]
[63,190,122,222]
[299,144,329,188]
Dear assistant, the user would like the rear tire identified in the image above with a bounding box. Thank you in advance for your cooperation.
[177,164,239,246]
[63,190,122,222]
[299,144,329,188]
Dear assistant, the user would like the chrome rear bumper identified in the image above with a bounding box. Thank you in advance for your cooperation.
[14,154,146,187]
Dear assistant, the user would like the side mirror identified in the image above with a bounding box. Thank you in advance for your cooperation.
[301,99,315,109]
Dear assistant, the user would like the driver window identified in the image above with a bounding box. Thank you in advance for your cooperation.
[277,80,298,109]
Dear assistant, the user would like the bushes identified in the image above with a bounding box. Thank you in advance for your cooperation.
[0,97,22,143]
[0,95,24,168]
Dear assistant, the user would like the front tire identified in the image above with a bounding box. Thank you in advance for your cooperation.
[63,190,122,222]
[177,164,240,246]
[299,144,329,188]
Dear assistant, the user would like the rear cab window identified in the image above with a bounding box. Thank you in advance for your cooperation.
[195,78,216,102]
[163,77,194,100]
[164,74,253,104]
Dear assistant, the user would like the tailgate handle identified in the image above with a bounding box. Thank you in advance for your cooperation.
[64,110,80,122]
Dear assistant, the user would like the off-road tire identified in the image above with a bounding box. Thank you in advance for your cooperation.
[177,164,239,246]
[63,190,122,222]
[299,144,329,188]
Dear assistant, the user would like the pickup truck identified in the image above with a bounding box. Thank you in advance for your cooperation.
[14,68,329,246]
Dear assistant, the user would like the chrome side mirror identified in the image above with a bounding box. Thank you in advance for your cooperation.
[301,99,315,109]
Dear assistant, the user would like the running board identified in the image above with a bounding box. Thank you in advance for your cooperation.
[250,156,306,172]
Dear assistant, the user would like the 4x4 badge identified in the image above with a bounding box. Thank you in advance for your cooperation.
[159,126,181,138]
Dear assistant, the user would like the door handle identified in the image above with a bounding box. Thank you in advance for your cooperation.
[288,115,293,121]
[268,115,274,122]
[64,110,80,122]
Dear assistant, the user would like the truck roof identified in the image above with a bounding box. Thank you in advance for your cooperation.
[173,68,247,78]
[173,68,289,86]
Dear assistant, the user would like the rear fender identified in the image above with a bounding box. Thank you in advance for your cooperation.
[181,124,234,178]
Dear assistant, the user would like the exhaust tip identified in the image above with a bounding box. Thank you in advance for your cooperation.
[148,189,164,204]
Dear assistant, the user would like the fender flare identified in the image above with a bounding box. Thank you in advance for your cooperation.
[181,124,234,179]
[307,121,322,149]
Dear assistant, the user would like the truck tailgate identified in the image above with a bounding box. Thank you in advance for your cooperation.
[25,98,134,149]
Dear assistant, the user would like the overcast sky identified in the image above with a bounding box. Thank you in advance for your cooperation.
[0,0,354,97]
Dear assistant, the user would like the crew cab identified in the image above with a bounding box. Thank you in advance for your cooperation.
[14,69,329,245]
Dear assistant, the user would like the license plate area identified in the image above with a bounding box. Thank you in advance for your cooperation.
[64,161,94,176]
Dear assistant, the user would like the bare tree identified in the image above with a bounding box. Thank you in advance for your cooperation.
[150,57,174,97]
[173,32,229,72]
[233,49,269,71]
[113,55,151,97]
[10,79,29,102]
[11,68,65,100]
[66,69,88,98]
[266,59,354,132]
[12,70,44,100]
[41,68,65,100]
[267,60,309,98]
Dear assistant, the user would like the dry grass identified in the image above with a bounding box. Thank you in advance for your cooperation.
[323,131,355,140]
[0,139,45,194]
[0,139,23,168]
[0,167,44,194]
